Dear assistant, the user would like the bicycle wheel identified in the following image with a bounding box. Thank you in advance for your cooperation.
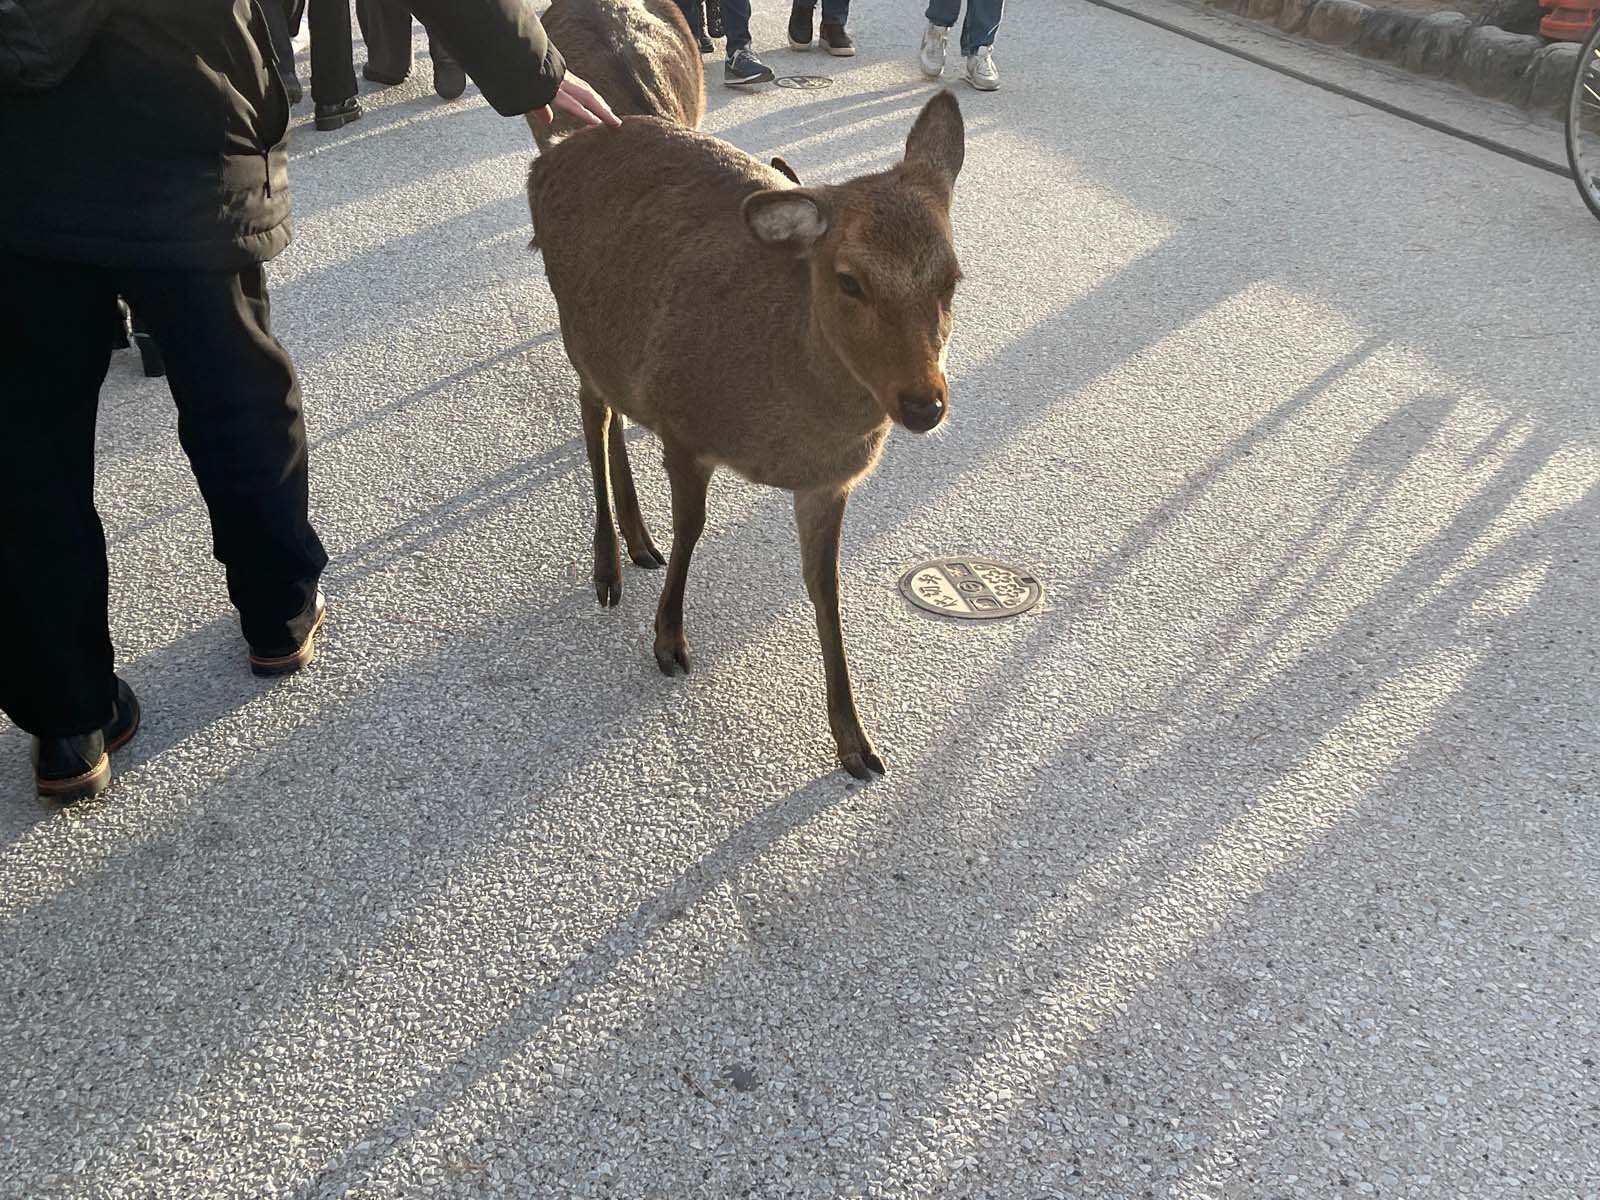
[1566,19,1600,222]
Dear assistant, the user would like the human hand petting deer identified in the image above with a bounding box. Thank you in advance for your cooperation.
[527,71,622,129]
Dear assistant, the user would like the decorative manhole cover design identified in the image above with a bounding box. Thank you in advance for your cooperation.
[898,558,1042,620]
[774,74,835,89]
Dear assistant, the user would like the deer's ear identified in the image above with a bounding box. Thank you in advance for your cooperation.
[742,188,830,254]
[904,89,965,196]
[770,155,802,185]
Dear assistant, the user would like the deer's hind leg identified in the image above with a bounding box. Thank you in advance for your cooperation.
[607,413,665,568]
[579,382,624,608]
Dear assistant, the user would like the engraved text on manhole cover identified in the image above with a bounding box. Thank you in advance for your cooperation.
[774,74,835,89]
[898,558,1042,620]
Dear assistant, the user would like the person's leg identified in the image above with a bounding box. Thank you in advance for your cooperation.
[261,0,303,102]
[357,0,415,84]
[721,0,752,49]
[819,0,854,53]
[721,0,774,83]
[120,265,328,657]
[961,0,1003,54]
[307,0,358,107]
[920,0,959,75]
[0,254,119,740]
[425,25,466,99]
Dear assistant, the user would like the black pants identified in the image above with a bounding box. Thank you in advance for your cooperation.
[0,255,328,739]
[356,0,454,81]
[307,0,357,105]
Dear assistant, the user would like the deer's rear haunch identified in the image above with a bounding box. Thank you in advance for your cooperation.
[525,0,705,150]
[528,93,966,779]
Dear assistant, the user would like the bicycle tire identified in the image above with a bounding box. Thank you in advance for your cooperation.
[1565,19,1600,222]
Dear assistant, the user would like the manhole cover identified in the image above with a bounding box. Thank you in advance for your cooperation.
[898,558,1042,620]
[774,74,834,89]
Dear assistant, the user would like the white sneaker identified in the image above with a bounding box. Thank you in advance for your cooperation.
[964,45,999,91]
[918,23,949,78]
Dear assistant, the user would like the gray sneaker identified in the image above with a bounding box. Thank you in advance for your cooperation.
[725,46,775,86]
[964,45,999,91]
[918,22,949,78]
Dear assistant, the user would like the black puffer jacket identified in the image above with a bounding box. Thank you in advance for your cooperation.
[0,0,565,270]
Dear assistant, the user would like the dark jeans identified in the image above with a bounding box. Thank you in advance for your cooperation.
[0,255,328,738]
[926,0,1003,54]
[720,0,752,49]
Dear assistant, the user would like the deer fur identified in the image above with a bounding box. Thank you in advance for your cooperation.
[528,93,966,778]
[524,0,704,151]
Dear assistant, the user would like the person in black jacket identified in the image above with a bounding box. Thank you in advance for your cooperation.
[0,0,617,802]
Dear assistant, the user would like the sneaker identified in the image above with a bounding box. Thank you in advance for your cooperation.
[918,23,949,78]
[819,21,854,56]
[33,677,141,803]
[313,96,362,131]
[248,591,328,677]
[724,46,775,87]
[698,32,715,54]
[964,45,999,91]
[788,3,814,49]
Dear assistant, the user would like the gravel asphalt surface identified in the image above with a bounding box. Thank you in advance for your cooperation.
[2,2,1598,1196]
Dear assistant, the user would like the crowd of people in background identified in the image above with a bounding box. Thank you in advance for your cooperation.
[269,0,1009,113]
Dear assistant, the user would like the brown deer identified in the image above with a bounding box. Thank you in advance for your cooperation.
[528,92,965,779]
[524,0,704,151]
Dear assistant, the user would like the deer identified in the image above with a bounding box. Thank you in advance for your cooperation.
[527,0,806,188]
[524,0,705,151]
[527,91,966,779]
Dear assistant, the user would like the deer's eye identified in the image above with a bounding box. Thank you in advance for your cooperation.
[837,272,865,300]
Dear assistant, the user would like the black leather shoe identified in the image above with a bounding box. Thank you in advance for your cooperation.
[248,591,327,677]
[432,49,466,100]
[33,677,141,803]
[313,97,362,131]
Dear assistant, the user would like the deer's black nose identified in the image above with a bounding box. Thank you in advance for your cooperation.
[899,391,946,432]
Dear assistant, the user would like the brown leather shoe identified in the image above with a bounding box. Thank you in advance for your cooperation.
[33,677,141,803]
[248,592,328,678]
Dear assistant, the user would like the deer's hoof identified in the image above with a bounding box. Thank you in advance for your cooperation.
[654,633,691,676]
[840,747,886,780]
[595,575,622,607]
[838,742,889,780]
[631,543,666,569]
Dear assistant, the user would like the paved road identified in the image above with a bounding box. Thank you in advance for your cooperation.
[3,2,1597,1197]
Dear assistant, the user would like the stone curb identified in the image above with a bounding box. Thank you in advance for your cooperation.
[1202,0,1583,118]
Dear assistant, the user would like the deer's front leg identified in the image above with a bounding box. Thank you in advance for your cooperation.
[794,486,884,779]
[654,441,712,675]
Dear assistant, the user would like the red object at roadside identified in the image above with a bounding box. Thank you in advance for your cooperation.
[1540,3,1600,40]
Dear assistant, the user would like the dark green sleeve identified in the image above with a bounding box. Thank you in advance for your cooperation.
[404,0,566,117]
